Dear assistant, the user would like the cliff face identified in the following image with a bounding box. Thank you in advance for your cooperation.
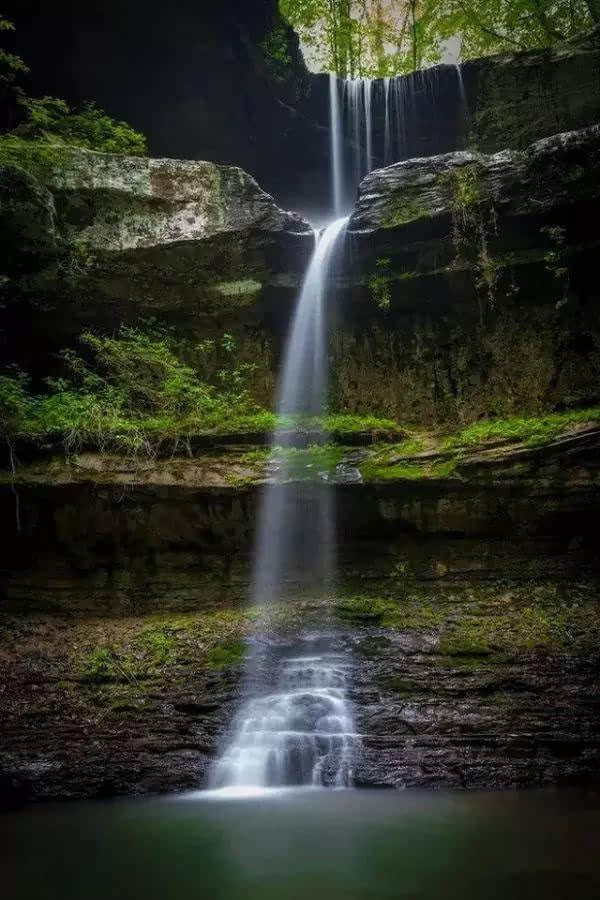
[4,124,600,421]
[8,1,600,218]
[2,424,599,616]
[336,125,600,423]
[0,147,312,389]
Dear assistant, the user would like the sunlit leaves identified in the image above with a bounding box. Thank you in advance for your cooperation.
[280,0,594,76]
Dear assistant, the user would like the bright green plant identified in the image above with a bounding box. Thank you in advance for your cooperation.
[16,98,147,156]
[280,0,593,76]
[0,326,268,455]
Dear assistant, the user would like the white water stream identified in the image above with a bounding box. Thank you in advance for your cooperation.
[211,654,358,790]
[211,219,351,793]
[329,66,470,211]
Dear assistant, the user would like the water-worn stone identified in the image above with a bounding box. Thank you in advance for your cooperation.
[1,588,599,801]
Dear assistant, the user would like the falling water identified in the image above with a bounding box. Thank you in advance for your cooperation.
[211,653,358,790]
[211,218,352,792]
[383,77,391,165]
[364,78,373,175]
[331,66,470,205]
[329,74,344,217]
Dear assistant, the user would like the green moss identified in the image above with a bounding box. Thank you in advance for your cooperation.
[360,454,457,482]
[382,193,431,228]
[438,630,492,657]
[440,164,483,210]
[0,135,72,181]
[334,595,445,628]
[437,599,599,657]
[334,596,394,623]
[206,639,245,668]
[385,677,419,694]
[214,279,262,300]
[319,413,403,437]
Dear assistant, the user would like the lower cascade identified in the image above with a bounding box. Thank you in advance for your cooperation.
[211,654,358,790]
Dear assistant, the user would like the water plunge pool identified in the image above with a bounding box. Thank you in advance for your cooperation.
[2,788,600,899]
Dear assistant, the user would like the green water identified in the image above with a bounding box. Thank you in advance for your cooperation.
[2,788,599,899]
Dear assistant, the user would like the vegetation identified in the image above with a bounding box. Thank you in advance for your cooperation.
[0,16,146,155]
[443,407,600,449]
[260,20,294,78]
[13,97,147,155]
[2,326,597,466]
[0,326,268,455]
[280,0,594,76]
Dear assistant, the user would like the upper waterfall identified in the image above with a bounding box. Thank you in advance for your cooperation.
[328,67,469,216]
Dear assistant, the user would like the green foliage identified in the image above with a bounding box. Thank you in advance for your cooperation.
[0,134,71,178]
[369,258,392,310]
[81,647,119,683]
[443,407,600,450]
[139,628,175,665]
[0,326,268,455]
[0,16,28,81]
[0,17,147,155]
[16,98,147,156]
[0,369,34,443]
[260,20,293,77]
[280,0,593,76]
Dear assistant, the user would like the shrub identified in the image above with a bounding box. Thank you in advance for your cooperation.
[16,97,147,156]
[0,326,265,455]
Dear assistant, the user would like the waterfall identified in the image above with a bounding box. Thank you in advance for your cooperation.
[329,74,344,217]
[364,78,373,175]
[210,218,353,794]
[211,654,358,792]
[383,77,391,165]
[330,65,470,205]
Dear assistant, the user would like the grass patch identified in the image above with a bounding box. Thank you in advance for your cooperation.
[318,414,403,437]
[80,646,142,683]
[443,407,600,450]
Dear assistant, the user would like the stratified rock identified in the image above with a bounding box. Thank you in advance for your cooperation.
[0,146,313,385]
[350,123,600,236]
[332,125,600,425]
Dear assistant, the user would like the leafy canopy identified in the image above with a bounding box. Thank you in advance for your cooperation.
[280,0,595,76]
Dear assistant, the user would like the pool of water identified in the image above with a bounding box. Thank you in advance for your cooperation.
[2,788,600,899]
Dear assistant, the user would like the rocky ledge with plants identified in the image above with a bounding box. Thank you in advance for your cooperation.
[2,580,599,800]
